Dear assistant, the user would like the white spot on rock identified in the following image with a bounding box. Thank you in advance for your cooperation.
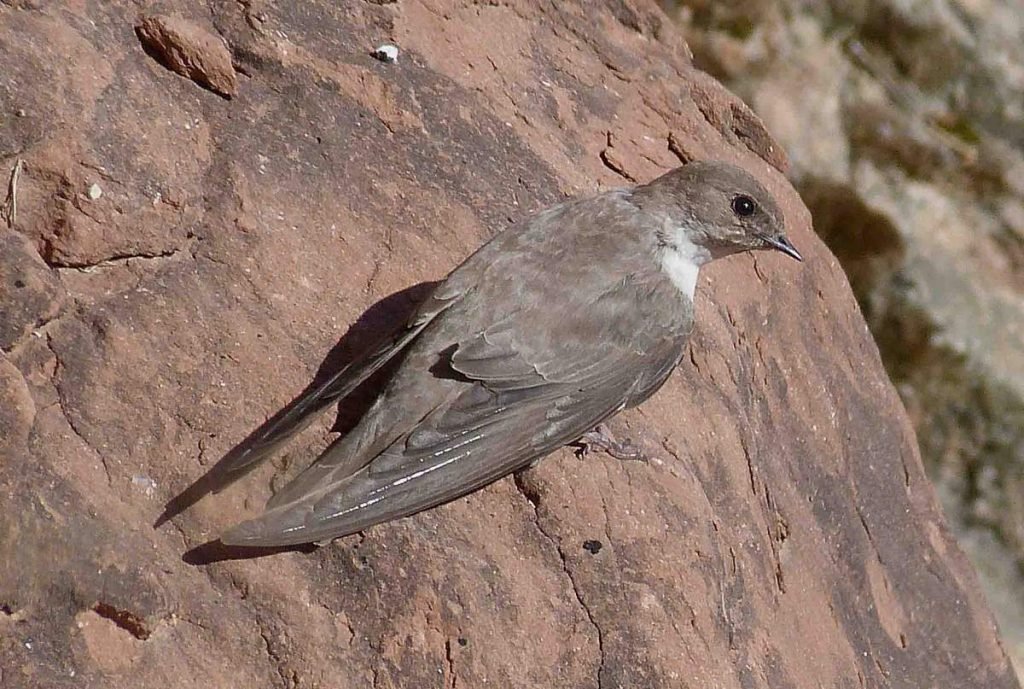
[373,44,399,63]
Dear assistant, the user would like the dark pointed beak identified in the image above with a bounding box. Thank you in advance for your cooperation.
[764,234,803,262]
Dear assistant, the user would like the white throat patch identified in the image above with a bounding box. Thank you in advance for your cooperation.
[659,228,711,300]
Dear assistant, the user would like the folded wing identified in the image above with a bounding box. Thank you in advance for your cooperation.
[221,286,685,546]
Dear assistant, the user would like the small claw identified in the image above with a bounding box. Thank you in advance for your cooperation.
[572,424,648,463]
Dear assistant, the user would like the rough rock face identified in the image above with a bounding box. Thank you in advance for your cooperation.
[135,15,238,99]
[672,0,1024,674]
[0,1,1017,688]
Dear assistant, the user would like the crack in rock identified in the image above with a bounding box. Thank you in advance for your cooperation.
[513,472,606,688]
[256,617,295,689]
[44,332,113,486]
[444,637,457,689]
[49,245,191,271]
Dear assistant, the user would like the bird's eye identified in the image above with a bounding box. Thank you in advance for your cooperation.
[731,195,757,217]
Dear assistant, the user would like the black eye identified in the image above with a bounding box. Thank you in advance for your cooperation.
[731,195,756,217]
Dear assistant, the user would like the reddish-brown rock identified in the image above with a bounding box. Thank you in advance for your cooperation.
[136,15,237,98]
[0,230,63,350]
[0,1,1017,688]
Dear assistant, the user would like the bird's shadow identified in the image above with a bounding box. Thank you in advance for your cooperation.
[182,540,320,564]
[158,281,439,565]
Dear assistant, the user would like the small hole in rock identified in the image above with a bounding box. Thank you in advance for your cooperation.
[92,602,151,641]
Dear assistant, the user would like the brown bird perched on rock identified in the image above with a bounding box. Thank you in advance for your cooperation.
[177,161,801,547]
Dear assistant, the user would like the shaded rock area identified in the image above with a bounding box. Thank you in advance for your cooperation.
[671,0,1024,674]
[0,1,1017,688]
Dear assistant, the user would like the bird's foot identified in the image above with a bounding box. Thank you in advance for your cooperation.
[573,423,647,462]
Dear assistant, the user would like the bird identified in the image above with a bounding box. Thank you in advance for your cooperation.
[203,160,801,547]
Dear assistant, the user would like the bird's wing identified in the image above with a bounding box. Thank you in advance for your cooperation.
[220,283,687,546]
[205,289,462,489]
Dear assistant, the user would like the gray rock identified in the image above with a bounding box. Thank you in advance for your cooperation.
[677,0,1024,675]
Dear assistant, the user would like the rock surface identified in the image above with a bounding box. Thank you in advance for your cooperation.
[0,1,1017,688]
[672,0,1024,674]
[136,15,238,98]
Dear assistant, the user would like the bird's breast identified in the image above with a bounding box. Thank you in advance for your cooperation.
[657,223,712,301]
[659,249,703,300]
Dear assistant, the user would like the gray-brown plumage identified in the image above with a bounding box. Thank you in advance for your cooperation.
[215,161,801,546]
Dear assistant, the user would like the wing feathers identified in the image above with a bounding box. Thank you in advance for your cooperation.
[160,290,461,530]
[220,338,659,546]
[209,319,428,490]
[218,290,464,483]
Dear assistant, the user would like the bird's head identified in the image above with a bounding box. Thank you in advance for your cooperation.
[632,161,802,262]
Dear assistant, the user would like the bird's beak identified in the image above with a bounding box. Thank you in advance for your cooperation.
[763,234,803,262]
